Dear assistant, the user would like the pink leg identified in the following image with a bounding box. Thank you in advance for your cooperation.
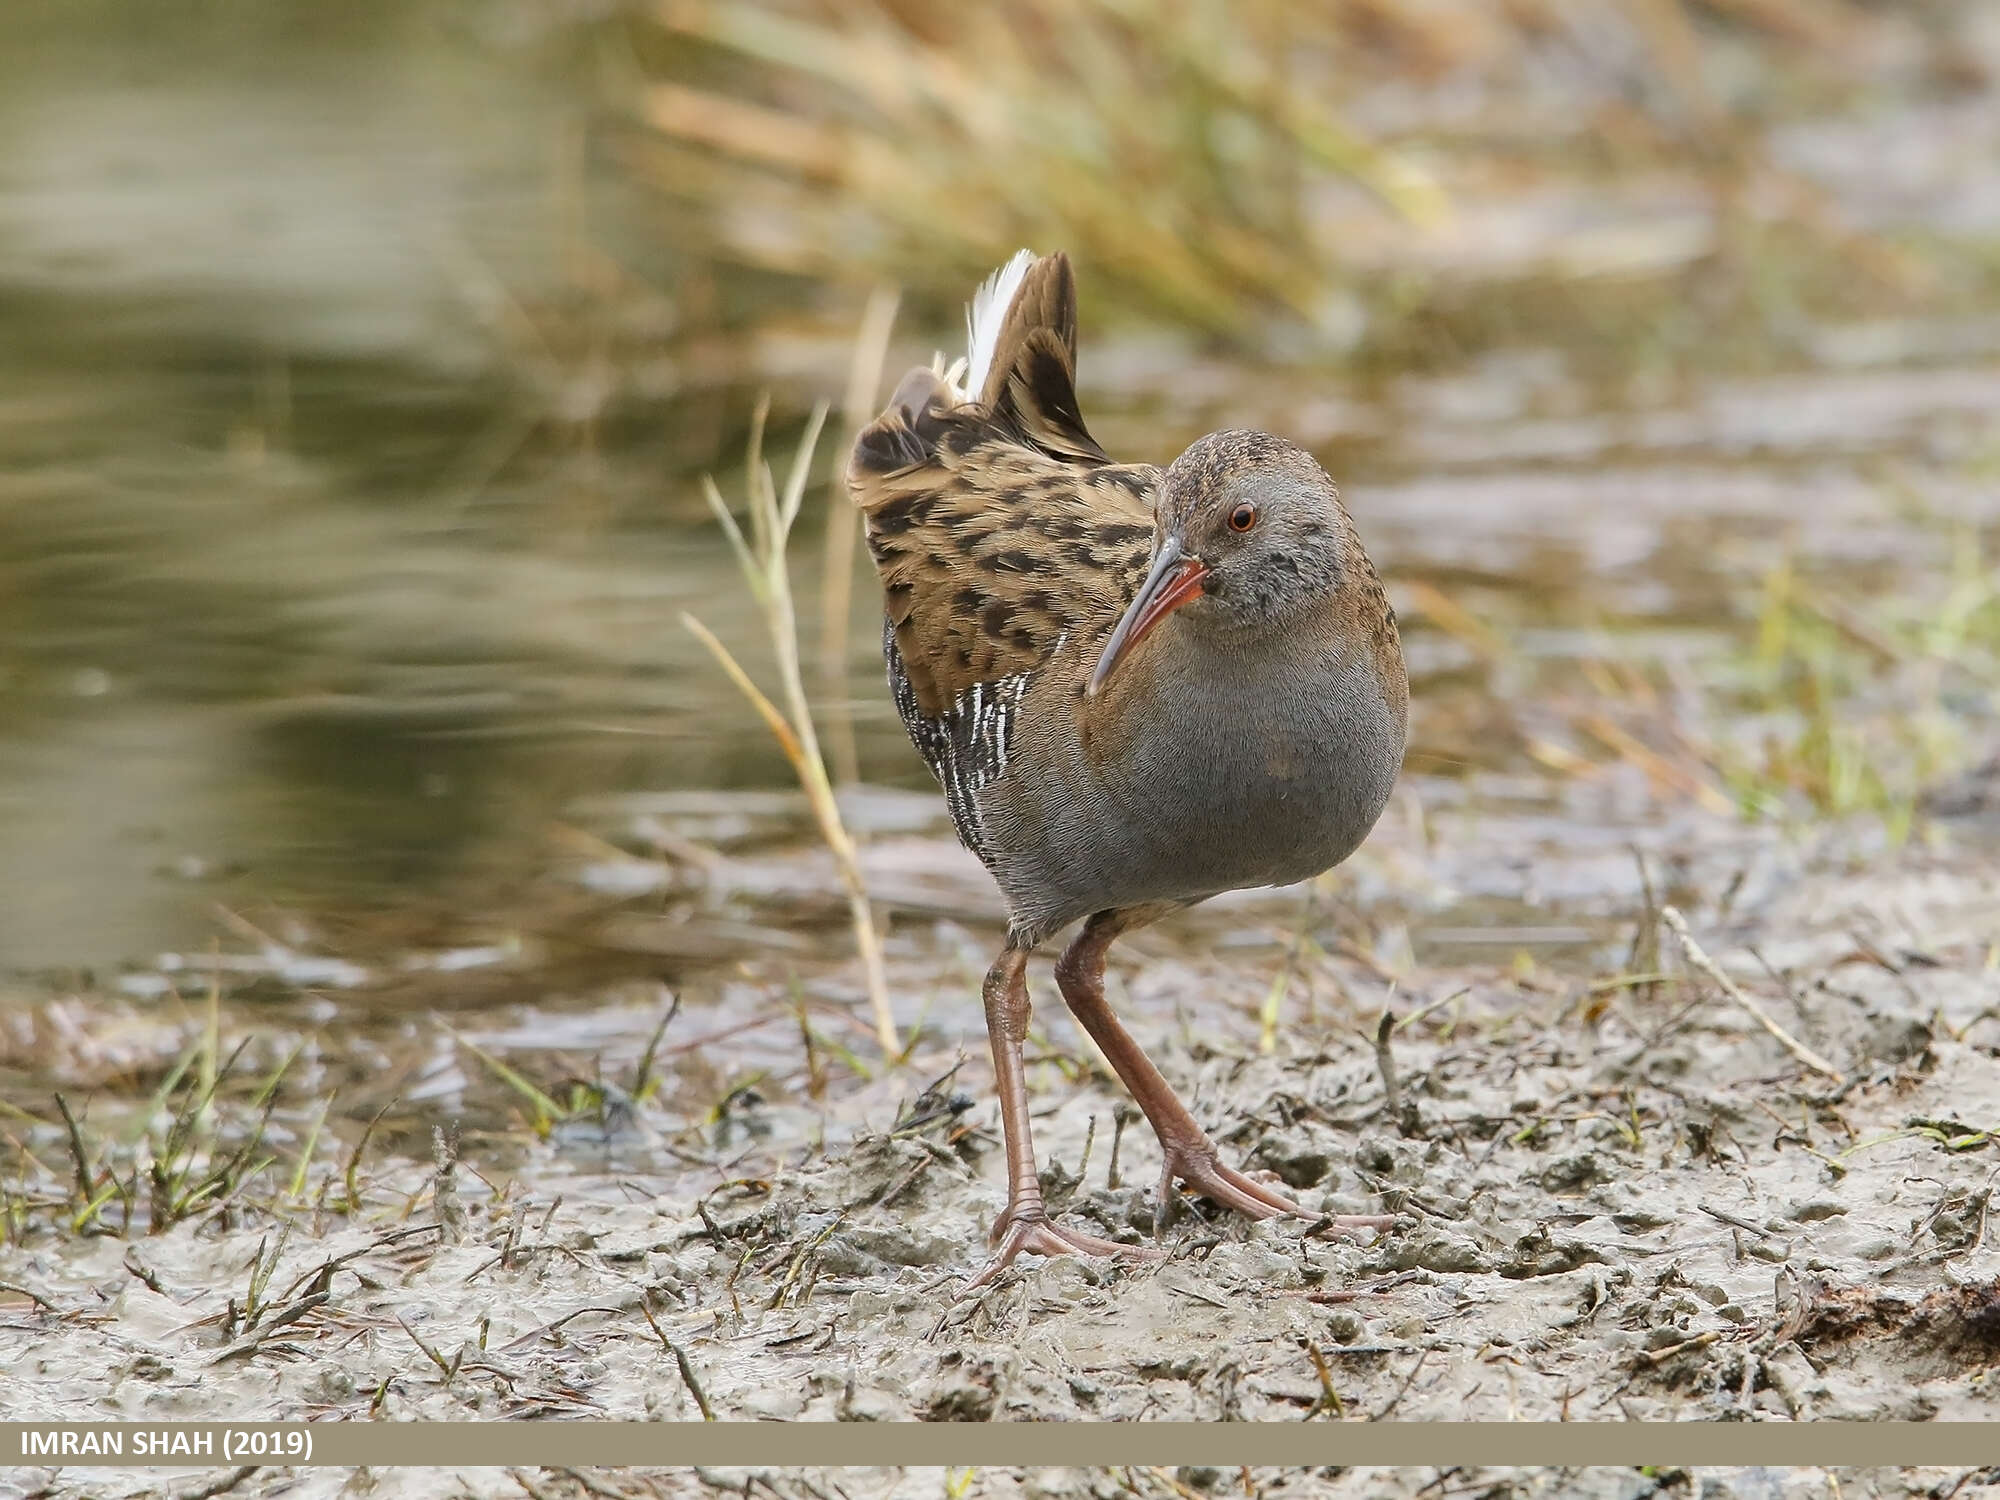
[966,944,1162,1289]
[1055,910,1394,1237]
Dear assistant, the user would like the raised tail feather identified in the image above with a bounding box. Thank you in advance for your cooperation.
[849,250,1109,479]
[963,249,1037,403]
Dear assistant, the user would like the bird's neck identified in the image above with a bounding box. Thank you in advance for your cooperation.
[1088,597,1367,744]
[1175,592,1352,668]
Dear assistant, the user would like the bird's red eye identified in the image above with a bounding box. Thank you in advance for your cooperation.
[1228,503,1258,533]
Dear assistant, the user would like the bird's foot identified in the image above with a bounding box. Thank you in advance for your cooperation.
[1155,1137,1393,1238]
[1155,1139,1297,1227]
[964,1204,1161,1292]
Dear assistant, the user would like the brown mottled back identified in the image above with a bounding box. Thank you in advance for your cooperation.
[847,254,1156,721]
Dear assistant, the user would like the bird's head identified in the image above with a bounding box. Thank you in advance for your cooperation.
[1088,431,1357,694]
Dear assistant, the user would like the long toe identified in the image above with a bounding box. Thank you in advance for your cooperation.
[1156,1140,1399,1240]
[964,1216,1161,1294]
[1160,1141,1306,1221]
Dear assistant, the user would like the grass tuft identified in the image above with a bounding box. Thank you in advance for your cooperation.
[1,1016,367,1247]
[684,395,900,1058]
[1718,543,1998,830]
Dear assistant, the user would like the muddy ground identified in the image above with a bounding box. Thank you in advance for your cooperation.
[4,6,1999,1498]
[5,766,2000,1497]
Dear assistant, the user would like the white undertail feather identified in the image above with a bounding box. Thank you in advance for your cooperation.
[955,248,1036,404]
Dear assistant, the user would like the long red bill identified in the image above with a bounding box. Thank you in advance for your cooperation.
[1087,536,1209,695]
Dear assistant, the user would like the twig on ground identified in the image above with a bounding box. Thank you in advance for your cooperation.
[341,1096,397,1211]
[640,1300,716,1420]
[209,1290,330,1365]
[1661,907,1843,1081]
[1637,1328,1722,1366]
[631,990,682,1101]
[1396,987,1469,1034]
[1108,1103,1135,1191]
[1303,1338,1345,1419]
[432,1124,467,1246]
[397,1314,463,1383]
[1699,1202,1773,1239]
[1374,1006,1401,1118]
[1374,1347,1430,1419]
[53,1094,94,1209]
[559,1470,642,1500]
[509,1471,565,1500]
[0,1277,62,1314]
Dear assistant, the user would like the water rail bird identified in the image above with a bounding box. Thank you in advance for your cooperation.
[848,251,1408,1284]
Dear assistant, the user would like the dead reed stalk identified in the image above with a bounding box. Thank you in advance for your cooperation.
[683,399,900,1058]
[1661,905,1842,1082]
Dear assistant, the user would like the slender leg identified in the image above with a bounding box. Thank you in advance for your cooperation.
[1055,909,1394,1237]
[968,942,1161,1288]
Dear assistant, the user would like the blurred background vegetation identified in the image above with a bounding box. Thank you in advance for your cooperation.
[0,0,1995,975]
[627,0,1990,362]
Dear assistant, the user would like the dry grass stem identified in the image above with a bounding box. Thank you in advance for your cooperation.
[1661,906,1843,1081]
[684,398,899,1058]
[1373,1006,1402,1119]
[1580,714,1735,815]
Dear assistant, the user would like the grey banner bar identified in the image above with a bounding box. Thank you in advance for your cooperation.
[3,1423,1996,1468]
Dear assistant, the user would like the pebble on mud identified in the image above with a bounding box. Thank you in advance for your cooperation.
[1324,1308,1367,1342]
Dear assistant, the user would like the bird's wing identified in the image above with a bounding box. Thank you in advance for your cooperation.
[848,252,1158,719]
[846,253,1158,857]
[855,435,1158,717]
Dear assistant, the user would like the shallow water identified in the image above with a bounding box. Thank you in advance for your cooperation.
[1,2,1997,994]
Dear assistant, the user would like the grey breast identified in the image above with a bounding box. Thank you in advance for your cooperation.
[984,633,1404,941]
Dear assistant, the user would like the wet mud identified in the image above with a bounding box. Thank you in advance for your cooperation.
[5,774,1999,1500]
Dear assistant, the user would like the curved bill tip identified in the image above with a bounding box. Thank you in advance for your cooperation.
[1086,536,1208,696]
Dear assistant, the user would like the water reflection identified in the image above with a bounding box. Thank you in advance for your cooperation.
[1,2,1996,982]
